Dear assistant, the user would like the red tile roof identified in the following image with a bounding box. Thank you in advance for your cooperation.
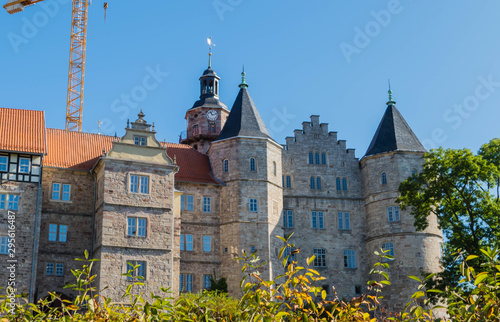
[45,129,116,170]
[163,142,220,185]
[0,107,46,154]
[44,129,220,184]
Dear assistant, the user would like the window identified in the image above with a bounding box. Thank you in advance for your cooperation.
[8,195,18,210]
[311,211,324,229]
[0,236,9,254]
[273,161,277,175]
[343,249,356,268]
[52,183,71,201]
[126,261,146,280]
[0,156,7,172]
[185,234,193,251]
[316,177,322,190]
[336,178,341,191]
[310,177,315,189]
[387,206,400,222]
[179,274,184,291]
[381,242,394,261]
[209,123,216,132]
[180,234,184,250]
[315,152,320,165]
[337,212,351,230]
[285,175,291,188]
[19,157,30,173]
[203,235,211,252]
[411,169,417,176]
[203,197,211,213]
[55,263,64,276]
[134,136,147,146]
[0,195,4,209]
[381,172,387,185]
[282,176,285,187]
[251,245,256,253]
[48,224,67,242]
[313,248,326,267]
[342,178,348,191]
[284,246,296,267]
[186,274,193,292]
[249,198,258,212]
[203,274,211,289]
[46,263,54,275]
[321,153,326,165]
[308,152,314,164]
[283,210,293,228]
[130,175,149,194]
[181,194,194,211]
[249,158,256,171]
[355,285,362,295]
[127,217,147,237]
[223,159,229,173]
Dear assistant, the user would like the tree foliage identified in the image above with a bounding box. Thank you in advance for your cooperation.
[398,139,500,295]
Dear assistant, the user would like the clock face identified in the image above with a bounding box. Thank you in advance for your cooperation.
[206,110,218,121]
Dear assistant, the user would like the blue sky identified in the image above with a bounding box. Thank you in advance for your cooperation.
[1,1,500,157]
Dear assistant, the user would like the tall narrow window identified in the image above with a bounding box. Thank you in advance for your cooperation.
[46,263,54,275]
[311,211,324,229]
[223,159,229,173]
[249,198,258,212]
[336,178,341,191]
[140,176,149,194]
[273,161,277,175]
[186,274,193,292]
[282,176,285,187]
[59,225,67,242]
[52,183,61,200]
[186,234,193,251]
[411,169,417,176]
[0,195,4,209]
[138,218,146,236]
[203,197,211,213]
[316,177,322,190]
[342,178,348,191]
[284,246,296,267]
[0,156,7,172]
[343,250,356,268]
[62,184,71,201]
[283,210,293,228]
[381,172,387,185]
[315,152,320,164]
[203,235,211,252]
[186,195,194,211]
[0,236,9,254]
[313,248,326,267]
[180,234,184,251]
[181,194,185,210]
[321,153,327,165]
[249,158,256,171]
[286,175,292,188]
[49,224,57,241]
[381,242,394,261]
[179,274,184,291]
[310,177,315,189]
[55,263,64,276]
[203,275,211,289]
[308,152,314,164]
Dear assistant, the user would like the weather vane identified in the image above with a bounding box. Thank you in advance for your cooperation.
[207,37,216,67]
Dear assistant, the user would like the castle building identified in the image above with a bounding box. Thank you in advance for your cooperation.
[0,58,442,311]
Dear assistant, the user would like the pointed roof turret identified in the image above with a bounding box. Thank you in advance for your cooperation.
[214,71,271,142]
[364,89,426,157]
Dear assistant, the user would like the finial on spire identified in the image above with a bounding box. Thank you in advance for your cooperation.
[97,120,102,134]
[207,37,215,68]
[239,65,248,88]
[387,79,395,105]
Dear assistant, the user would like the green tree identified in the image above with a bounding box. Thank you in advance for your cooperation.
[398,139,500,297]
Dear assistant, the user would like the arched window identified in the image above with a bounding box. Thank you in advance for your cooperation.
[223,159,229,173]
[381,172,387,185]
[411,169,417,176]
[342,178,348,191]
[321,153,326,165]
[308,152,314,164]
[316,177,322,190]
[273,161,277,175]
[336,178,341,191]
[286,175,292,188]
[315,152,320,164]
[250,158,256,171]
[310,177,316,189]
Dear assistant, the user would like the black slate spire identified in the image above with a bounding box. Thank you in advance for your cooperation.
[365,94,426,157]
[214,71,271,141]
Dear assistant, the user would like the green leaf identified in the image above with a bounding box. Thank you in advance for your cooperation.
[466,255,479,261]
[408,275,422,283]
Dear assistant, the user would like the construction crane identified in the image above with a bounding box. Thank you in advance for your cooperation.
[4,0,91,132]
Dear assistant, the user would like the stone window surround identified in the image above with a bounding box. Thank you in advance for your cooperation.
[249,198,258,212]
[180,194,194,211]
[180,234,194,251]
[310,176,323,190]
[128,173,150,195]
[311,211,325,229]
[46,262,64,276]
[202,235,211,252]
[133,135,147,146]
[249,157,257,172]
[203,196,212,213]
[308,152,327,165]
[0,236,9,254]
[50,182,72,203]
[180,273,194,292]
[126,216,148,238]
[381,171,387,185]
[343,249,357,269]
[0,193,20,210]
[48,223,68,242]
[387,206,400,223]
[124,259,147,281]
[223,159,229,173]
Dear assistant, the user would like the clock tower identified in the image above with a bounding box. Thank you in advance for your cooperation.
[180,53,230,153]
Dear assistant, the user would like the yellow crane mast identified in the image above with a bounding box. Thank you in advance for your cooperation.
[4,0,91,132]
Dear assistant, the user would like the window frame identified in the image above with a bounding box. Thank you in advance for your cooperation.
[202,235,211,252]
[46,262,54,276]
[203,197,211,213]
[381,242,395,261]
[249,157,256,172]
[381,172,387,185]
[310,176,315,189]
[321,153,327,165]
[127,217,147,237]
[311,211,324,229]
[48,224,67,242]
[129,174,150,194]
[185,234,193,251]
[343,249,356,268]
[0,236,9,254]
[18,157,30,174]
[308,152,314,164]
[337,212,351,230]
[285,175,292,188]
[342,178,348,191]
[283,210,293,228]
[249,198,258,212]
[203,274,211,289]
[387,206,400,222]
[7,195,19,210]
[55,263,64,276]
[126,260,147,280]
[133,135,147,146]
[223,159,229,173]
[313,248,326,267]
[0,156,7,172]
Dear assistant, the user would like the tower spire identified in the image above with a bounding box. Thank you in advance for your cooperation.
[387,79,395,105]
[239,65,248,88]
[207,37,214,68]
